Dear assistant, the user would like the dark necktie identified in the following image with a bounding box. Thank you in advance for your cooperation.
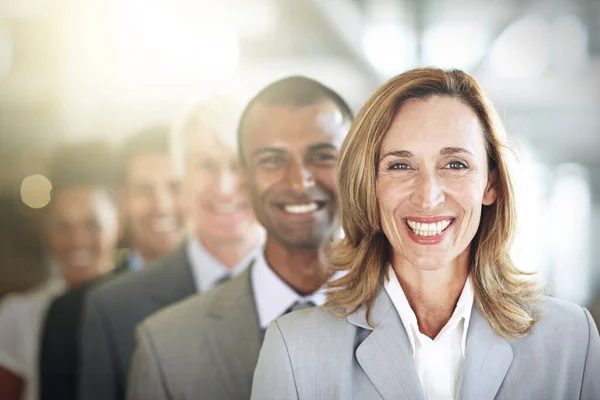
[285,300,316,315]
[214,274,231,287]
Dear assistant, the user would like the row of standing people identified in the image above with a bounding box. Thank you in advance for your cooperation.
[0,126,187,399]
[1,70,599,400]
[0,75,347,400]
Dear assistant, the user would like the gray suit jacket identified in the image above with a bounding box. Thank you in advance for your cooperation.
[589,294,600,332]
[78,246,196,400]
[252,289,600,400]
[127,265,261,400]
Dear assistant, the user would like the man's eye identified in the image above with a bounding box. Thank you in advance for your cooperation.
[132,185,152,196]
[196,160,214,170]
[314,153,337,161]
[260,156,283,165]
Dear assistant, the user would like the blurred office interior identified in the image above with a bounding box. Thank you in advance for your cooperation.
[0,0,598,306]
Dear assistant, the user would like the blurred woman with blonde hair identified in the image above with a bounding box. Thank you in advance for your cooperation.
[251,67,600,399]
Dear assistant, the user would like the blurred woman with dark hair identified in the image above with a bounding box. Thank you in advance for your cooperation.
[0,141,120,400]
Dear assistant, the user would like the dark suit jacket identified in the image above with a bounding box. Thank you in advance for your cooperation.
[39,255,131,400]
[77,245,196,400]
[127,265,261,400]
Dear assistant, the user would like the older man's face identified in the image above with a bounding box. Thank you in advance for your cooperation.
[182,131,257,245]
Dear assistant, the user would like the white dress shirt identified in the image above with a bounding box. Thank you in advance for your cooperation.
[385,265,474,400]
[251,250,329,330]
[0,278,65,400]
[186,236,262,293]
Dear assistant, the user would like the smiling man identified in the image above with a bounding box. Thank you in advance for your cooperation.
[126,76,352,400]
[39,126,185,400]
[77,99,264,400]
[118,126,186,266]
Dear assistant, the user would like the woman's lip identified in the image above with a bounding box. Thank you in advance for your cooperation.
[404,216,455,223]
[404,220,452,245]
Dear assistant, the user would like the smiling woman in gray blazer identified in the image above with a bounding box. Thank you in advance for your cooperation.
[251,68,600,400]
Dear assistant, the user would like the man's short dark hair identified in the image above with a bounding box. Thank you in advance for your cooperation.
[237,76,353,163]
[47,140,117,206]
[117,125,171,185]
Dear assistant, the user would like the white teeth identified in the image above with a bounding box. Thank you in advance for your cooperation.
[283,202,319,214]
[406,219,452,236]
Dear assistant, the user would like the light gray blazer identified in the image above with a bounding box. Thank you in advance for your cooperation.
[589,294,600,332]
[251,288,600,400]
[127,265,262,400]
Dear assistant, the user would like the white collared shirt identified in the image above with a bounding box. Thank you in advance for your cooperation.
[0,278,66,400]
[385,265,474,400]
[251,250,330,330]
[186,236,262,293]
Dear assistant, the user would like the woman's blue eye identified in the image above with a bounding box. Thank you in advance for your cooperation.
[446,161,467,169]
[390,163,411,170]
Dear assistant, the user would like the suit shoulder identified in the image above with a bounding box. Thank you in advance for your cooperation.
[275,306,352,340]
[140,274,249,339]
[141,293,211,337]
[266,306,360,375]
[87,253,177,306]
[86,271,132,306]
[532,296,590,337]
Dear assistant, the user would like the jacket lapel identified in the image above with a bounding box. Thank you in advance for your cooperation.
[205,265,262,399]
[349,289,424,400]
[459,306,513,400]
[147,245,196,305]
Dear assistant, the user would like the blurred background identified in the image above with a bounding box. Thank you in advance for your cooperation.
[0,0,598,306]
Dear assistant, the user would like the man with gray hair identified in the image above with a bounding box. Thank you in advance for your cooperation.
[77,98,264,400]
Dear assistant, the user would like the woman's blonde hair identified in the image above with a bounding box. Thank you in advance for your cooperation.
[326,67,541,339]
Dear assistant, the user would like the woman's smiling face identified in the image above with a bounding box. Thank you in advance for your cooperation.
[376,95,498,271]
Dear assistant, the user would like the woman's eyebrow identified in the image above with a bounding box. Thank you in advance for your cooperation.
[380,150,413,159]
[439,147,474,157]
